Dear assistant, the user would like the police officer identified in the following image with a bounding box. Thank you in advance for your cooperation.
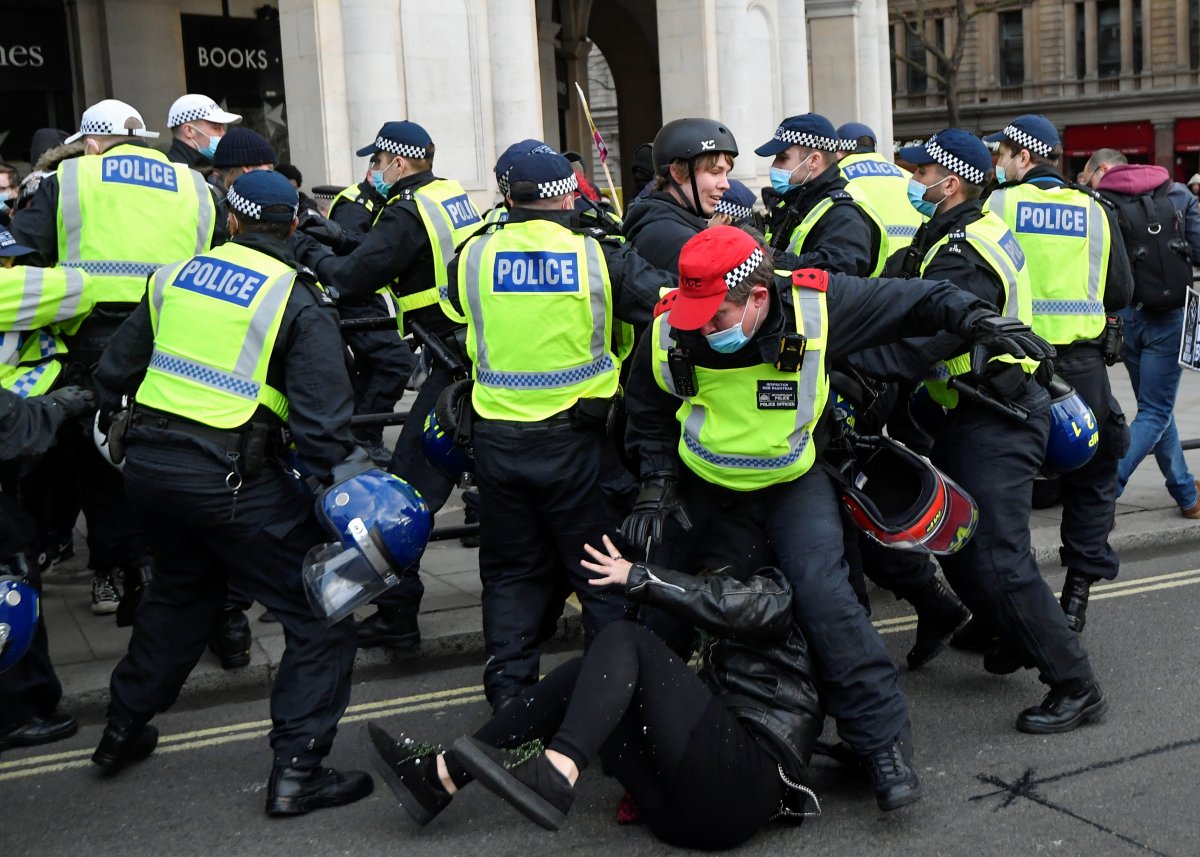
[445,151,669,708]
[758,113,887,275]
[482,138,559,225]
[11,99,216,618]
[165,94,242,174]
[622,118,738,273]
[90,171,373,815]
[710,179,757,228]
[860,130,1108,731]
[983,115,1133,634]
[292,120,482,647]
[836,121,925,255]
[621,226,1055,810]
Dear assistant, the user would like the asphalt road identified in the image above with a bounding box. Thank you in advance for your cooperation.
[5,548,1199,857]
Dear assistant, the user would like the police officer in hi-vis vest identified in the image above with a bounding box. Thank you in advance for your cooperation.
[11,99,216,619]
[857,130,1108,733]
[91,171,373,816]
[621,226,1056,811]
[292,120,482,649]
[446,151,670,709]
[758,113,888,276]
[983,115,1132,635]
[835,121,926,255]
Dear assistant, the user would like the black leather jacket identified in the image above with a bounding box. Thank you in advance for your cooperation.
[625,562,823,777]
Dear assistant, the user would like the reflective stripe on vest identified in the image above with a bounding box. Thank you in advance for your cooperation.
[986,184,1111,345]
[379,179,481,330]
[920,212,1038,408]
[328,184,379,222]
[459,219,618,421]
[57,146,215,305]
[136,243,294,428]
[0,266,94,335]
[785,193,888,276]
[483,206,509,225]
[0,331,64,398]
[839,153,926,253]
[652,283,829,490]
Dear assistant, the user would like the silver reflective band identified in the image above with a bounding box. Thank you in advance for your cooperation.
[61,260,160,278]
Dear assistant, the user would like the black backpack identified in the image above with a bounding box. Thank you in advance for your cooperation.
[1103,180,1194,311]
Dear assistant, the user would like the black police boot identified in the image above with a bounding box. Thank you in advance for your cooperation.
[949,616,999,653]
[451,736,575,831]
[265,765,374,817]
[208,607,252,669]
[356,609,420,649]
[92,720,159,775]
[1060,570,1097,633]
[363,723,453,825]
[115,562,152,628]
[905,578,971,670]
[0,711,78,751]
[1016,683,1108,734]
[862,730,922,812]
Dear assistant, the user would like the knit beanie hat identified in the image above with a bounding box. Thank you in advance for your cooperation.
[212,127,278,168]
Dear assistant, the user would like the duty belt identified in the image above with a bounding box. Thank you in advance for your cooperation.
[130,408,288,453]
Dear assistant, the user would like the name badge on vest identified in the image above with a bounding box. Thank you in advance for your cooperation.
[757,380,798,410]
[493,251,579,293]
[102,156,179,192]
[442,194,481,230]
[174,257,268,308]
[1014,202,1086,237]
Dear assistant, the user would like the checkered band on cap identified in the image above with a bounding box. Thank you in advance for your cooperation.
[226,186,298,222]
[535,174,578,199]
[1002,124,1054,157]
[723,246,764,290]
[79,118,117,136]
[714,197,752,221]
[374,136,428,159]
[774,127,839,152]
[497,173,511,195]
[926,136,986,185]
[170,101,218,126]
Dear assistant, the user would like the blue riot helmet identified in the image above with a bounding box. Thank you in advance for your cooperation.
[1043,376,1099,475]
[303,469,432,625]
[0,576,39,673]
[421,378,474,479]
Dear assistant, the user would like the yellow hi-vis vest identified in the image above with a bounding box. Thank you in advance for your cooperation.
[0,331,63,397]
[457,218,619,421]
[839,153,926,253]
[651,276,830,491]
[920,212,1039,408]
[377,179,482,331]
[328,183,382,224]
[779,190,889,276]
[136,242,296,428]
[984,182,1113,345]
[56,144,215,305]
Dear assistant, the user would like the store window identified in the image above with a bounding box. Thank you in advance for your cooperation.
[998,10,1024,86]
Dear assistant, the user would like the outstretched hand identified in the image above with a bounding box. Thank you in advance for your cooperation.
[581,535,633,588]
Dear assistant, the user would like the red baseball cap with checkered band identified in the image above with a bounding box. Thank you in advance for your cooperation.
[668,226,767,330]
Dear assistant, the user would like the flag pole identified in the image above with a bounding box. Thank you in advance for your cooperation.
[574,81,623,218]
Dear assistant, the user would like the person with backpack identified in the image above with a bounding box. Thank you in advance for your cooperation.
[1081,149,1200,520]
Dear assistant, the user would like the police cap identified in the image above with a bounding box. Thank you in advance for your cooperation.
[0,228,35,258]
[356,121,433,159]
[837,122,877,153]
[713,179,755,224]
[755,114,840,157]
[227,171,299,223]
[507,152,578,202]
[983,114,1060,158]
[494,139,557,195]
[64,99,160,145]
[899,129,991,186]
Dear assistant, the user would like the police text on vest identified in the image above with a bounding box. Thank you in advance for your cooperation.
[493,251,579,293]
[442,194,481,230]
[173,257,268,308]
[1014,202,1086,237]
[102,156,179,192]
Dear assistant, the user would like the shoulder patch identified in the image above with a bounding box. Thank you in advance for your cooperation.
[792,269,829,292]
[828,189,853,202]
[654,289,679,318]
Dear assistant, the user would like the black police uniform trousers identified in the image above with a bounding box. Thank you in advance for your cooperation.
[339,295,417,447]
[107,441,356,768]
[1053,348,1128,581]
[473,415,631,707]
[647,466,909,755]
[0,491,63,732]
[935,383,1095,690]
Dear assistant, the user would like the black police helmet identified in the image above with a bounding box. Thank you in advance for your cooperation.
[652,118,738,175]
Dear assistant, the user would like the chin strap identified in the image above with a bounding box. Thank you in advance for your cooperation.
[666,158,703,217]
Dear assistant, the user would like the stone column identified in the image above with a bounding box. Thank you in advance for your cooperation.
[340,0,405,181]
[776,0,812,117]
[534,1,560,145]
[1083,0,1099,93]
[485,0,544,170]
[656,0,719,119]
[1118,0,1134,90]
[806,0,862,124]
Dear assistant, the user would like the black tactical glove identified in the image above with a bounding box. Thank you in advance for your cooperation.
[298,212,357,254]
[43,386,96,420]
[965,312,1056,364]
[620,472,693,547]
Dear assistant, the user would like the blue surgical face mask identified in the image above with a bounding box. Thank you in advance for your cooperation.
[907,176,950,217]
[705,300,761,353]
[193,126,221,160]
[370,170,392,197]
[770,167,797,196]
[994,164,1007,184]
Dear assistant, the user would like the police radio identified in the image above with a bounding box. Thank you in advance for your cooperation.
[1101,314,1123,366]
[774,332,806,373]
[667,346,698,396]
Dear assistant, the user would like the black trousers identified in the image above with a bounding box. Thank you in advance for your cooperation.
[0,494,62,731]
[473,417,630,706]
[936,385,1095,691]
[108,442,356,767]
[339,296,416,447]
[1053,350,1128,580]
[470,621,783,851]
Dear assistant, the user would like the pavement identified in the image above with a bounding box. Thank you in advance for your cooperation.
[38,366,1200,720]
